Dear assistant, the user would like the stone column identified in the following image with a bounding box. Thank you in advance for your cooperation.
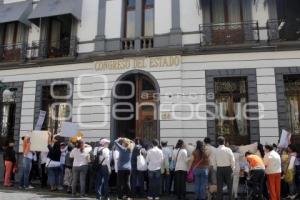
[169,0,182,47]
[95,0,107,52]
[134,0,143,50]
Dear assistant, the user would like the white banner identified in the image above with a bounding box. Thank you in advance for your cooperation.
[34,110,47,130]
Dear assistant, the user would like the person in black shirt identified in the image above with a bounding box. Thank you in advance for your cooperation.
[47,134,62,191]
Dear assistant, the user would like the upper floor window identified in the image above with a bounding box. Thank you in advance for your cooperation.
[143,0,154,37]
[211,0,243,24]
[124,0,136,38]
[41,85,70,134]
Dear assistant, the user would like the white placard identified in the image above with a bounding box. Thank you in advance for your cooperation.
[29,131,49,152]
[34,110,47,130]
[60,122,79,137]
[278,129,291,149]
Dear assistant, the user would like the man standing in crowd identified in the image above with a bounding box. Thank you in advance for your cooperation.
[146,139,164,200]
[263,144,282,200]
[19,135,34,189]
[213,136,235,200]
[161,141,172,195]
[95,139,111,200]
[245,151,266,199]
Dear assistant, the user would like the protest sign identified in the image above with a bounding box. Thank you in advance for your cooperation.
[278,129,291,149]
[34,110,46,130]
[60,122,79,137]
[30,131,49,152]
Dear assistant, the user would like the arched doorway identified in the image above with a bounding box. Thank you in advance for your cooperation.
[111,70,160,142]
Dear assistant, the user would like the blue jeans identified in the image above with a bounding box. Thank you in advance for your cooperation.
[161,173,171,194]
[95,165,110,199]
[131,170,145,196]
[148,170,161,198]
[59,164,65,187]
[72,165,88,196]
[48,167,60,187]
[193,168,208,200]
[20,157,32,188]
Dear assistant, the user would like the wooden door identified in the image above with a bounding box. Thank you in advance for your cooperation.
[135,76,158,141]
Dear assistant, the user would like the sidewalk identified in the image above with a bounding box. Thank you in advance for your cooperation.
[0,185,195,200]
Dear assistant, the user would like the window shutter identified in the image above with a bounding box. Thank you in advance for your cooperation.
[241,0,254,41]
[201,0,212,44]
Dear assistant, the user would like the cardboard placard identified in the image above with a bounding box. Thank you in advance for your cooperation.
[29,131,49,152]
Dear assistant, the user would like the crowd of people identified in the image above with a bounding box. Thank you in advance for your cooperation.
[2,134,300,200]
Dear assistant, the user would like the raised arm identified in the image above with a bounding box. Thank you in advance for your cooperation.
[114,138,126,151]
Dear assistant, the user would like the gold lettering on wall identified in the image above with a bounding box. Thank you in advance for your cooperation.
[95,56,181,72]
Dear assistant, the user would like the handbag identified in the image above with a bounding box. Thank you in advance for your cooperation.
[137,150,148,171]
[186,160,202,183]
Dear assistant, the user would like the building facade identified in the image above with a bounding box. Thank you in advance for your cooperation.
[0,0,300,151]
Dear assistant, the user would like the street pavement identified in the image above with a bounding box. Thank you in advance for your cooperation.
[0,187,186,200]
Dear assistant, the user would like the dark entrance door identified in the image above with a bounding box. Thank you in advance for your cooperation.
[113,72,159,142]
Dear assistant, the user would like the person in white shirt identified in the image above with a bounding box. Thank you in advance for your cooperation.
[146,139,164,200]
[95,139,111,200]
[70,140,91,197]
[172,139,188,200]
[213,136,235,200]
[263,144,281,200]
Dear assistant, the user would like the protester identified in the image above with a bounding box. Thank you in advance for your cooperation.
[204,137,217,186]
[284,144,298,199]
[19,135,34,189]
[161,141,172,195]
[172,139,188,200]
[130,138,145,197]
[146,139,164,200]
[47,134,62,191]
[245,151,266,199]
[40,151,48,188]
[263,144,282,200]
[59,143,67,190]
[64,144,74,193]
[109,145,119,189]
[232,146,241,199]
[189,140,209,200]
[95,139,111,200]
[114,138,134,200]
[213,136,235,200]
[295,149,300,199]
[3,141,17,187]
[70,140,91,197]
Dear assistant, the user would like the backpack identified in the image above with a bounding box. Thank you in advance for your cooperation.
[92,148,105,170]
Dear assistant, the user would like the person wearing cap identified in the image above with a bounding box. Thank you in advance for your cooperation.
[95,138,111,200]
[19,134,34,189]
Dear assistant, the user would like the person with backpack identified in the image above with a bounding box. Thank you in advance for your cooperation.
[172,139,188,200]
[95,139,111,200]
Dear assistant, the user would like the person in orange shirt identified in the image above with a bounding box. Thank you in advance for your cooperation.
[245,152,266,200]
[19,135,34,189]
